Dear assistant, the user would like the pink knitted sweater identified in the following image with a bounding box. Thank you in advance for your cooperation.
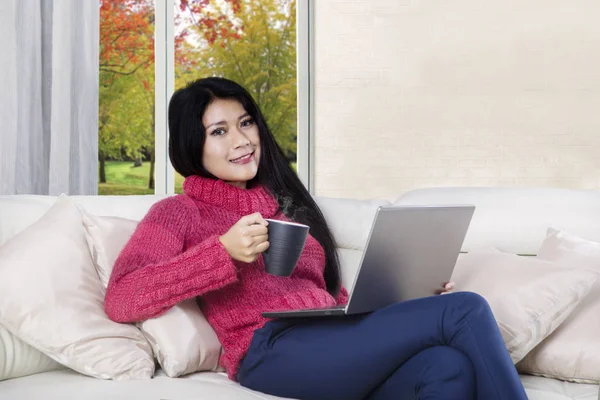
[104,175,348,380]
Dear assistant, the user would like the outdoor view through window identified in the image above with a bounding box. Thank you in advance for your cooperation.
[98,0,297,195]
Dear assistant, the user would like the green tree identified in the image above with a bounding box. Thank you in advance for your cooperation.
[178,0,298,160]
[98,0,155,184]
[99,72,155,180]
[133,69,157,189]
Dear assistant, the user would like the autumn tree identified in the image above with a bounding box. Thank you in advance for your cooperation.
[99,0,155,185]
[177,0,298,160]
[99,0,154,78]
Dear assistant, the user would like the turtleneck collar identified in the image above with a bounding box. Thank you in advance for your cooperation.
[183,175,280,218]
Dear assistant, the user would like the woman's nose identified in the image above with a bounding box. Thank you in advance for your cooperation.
[232,128,250,148]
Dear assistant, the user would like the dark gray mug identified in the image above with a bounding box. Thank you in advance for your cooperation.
[263,219,310,276]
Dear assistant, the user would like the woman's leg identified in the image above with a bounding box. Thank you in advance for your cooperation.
[237,291,527,400]
[368,346,475,400]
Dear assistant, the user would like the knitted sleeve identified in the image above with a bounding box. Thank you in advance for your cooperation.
[336,285,350,306]
[104,196,238,323]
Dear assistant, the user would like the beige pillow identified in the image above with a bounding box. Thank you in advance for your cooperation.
[451,247,597,364]
[517,228,600,383]
[81,210,223,377]
[0,195,154,380]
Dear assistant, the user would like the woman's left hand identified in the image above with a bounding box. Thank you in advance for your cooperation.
[436,281,455,295]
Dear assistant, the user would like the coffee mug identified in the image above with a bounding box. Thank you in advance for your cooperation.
[263,219,310,276]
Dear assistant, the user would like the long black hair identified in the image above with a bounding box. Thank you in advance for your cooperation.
[168,77,341,296]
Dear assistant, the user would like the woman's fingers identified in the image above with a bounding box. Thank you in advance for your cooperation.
[242,212,268,227]
[253,234,269,245]
[246,224,268,236]
[255,240,270,254]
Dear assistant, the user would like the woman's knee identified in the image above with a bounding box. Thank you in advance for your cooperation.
[417,347,475,398]
[447,291,492,314]
[421,346,474,380]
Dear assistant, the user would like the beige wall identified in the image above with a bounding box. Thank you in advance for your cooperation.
[313,0,600,200]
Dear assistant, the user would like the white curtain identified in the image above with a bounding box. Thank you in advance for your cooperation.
[0,0,99,195]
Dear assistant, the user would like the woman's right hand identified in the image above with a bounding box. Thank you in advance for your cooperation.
[219,213,270,263]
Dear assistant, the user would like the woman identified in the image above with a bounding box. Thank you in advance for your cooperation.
[104,77,528,400]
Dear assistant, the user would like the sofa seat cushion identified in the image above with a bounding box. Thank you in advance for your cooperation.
[0,369,293,400]
[0,370,596,400]
[520,375,599,400]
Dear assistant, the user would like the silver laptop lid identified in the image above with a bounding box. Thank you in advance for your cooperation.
[345,205,475,315]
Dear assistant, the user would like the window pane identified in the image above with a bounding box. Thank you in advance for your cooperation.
[98,0,156,195]
[174,0,298,193]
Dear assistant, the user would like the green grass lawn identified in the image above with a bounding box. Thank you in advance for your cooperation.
[99,160,297,195]
[98,161,184,195]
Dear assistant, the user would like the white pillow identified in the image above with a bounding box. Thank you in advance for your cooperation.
[0,195,155,380]
[81,213,139,290]
[451,247,597,364]
[0,196,65,382]
[0,196,56,246]
[81,210,223,377]
[517,228,600,383]
[0,325,64,381]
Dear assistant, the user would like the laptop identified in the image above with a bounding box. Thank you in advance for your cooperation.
[262,204,475,318]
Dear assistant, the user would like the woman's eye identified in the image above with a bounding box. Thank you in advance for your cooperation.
[241,118,254,127]
[211,128,225,136]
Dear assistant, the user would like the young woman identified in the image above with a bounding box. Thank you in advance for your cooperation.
[104,77,528,400]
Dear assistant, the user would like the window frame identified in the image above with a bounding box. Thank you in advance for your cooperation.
[154,0,175,195]
[296,0,314,192]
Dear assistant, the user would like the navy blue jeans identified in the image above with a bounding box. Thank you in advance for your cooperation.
[237,292,528,400]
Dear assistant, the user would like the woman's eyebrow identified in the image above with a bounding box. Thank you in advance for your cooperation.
[207,113,250,128]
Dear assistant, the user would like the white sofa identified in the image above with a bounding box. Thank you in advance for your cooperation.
[1,187,599,400]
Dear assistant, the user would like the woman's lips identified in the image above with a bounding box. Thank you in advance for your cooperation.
[230,151,254,164]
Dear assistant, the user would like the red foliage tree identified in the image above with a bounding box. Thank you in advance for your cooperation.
[178,0,243,45]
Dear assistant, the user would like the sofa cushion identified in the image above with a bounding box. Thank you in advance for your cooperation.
[0,195,154,380]
[451,247,597,363]
[0,194,171,247]
[518,228,600,383]
[315,196,392,250]
[69,194,172,220]
[337,248,363,290]
[395,187,600,255]
[81,210,223,377]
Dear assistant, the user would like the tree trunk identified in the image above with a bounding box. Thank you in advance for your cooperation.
[99,153,107,183]
[148,105,156,191]
[148,153,155,190]
[133,157,143,167]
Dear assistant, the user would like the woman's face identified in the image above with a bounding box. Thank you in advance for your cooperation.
[201,98,261,189]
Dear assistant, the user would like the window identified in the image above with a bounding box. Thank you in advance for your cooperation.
[99,0,306,195]
[98,0,156,195]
